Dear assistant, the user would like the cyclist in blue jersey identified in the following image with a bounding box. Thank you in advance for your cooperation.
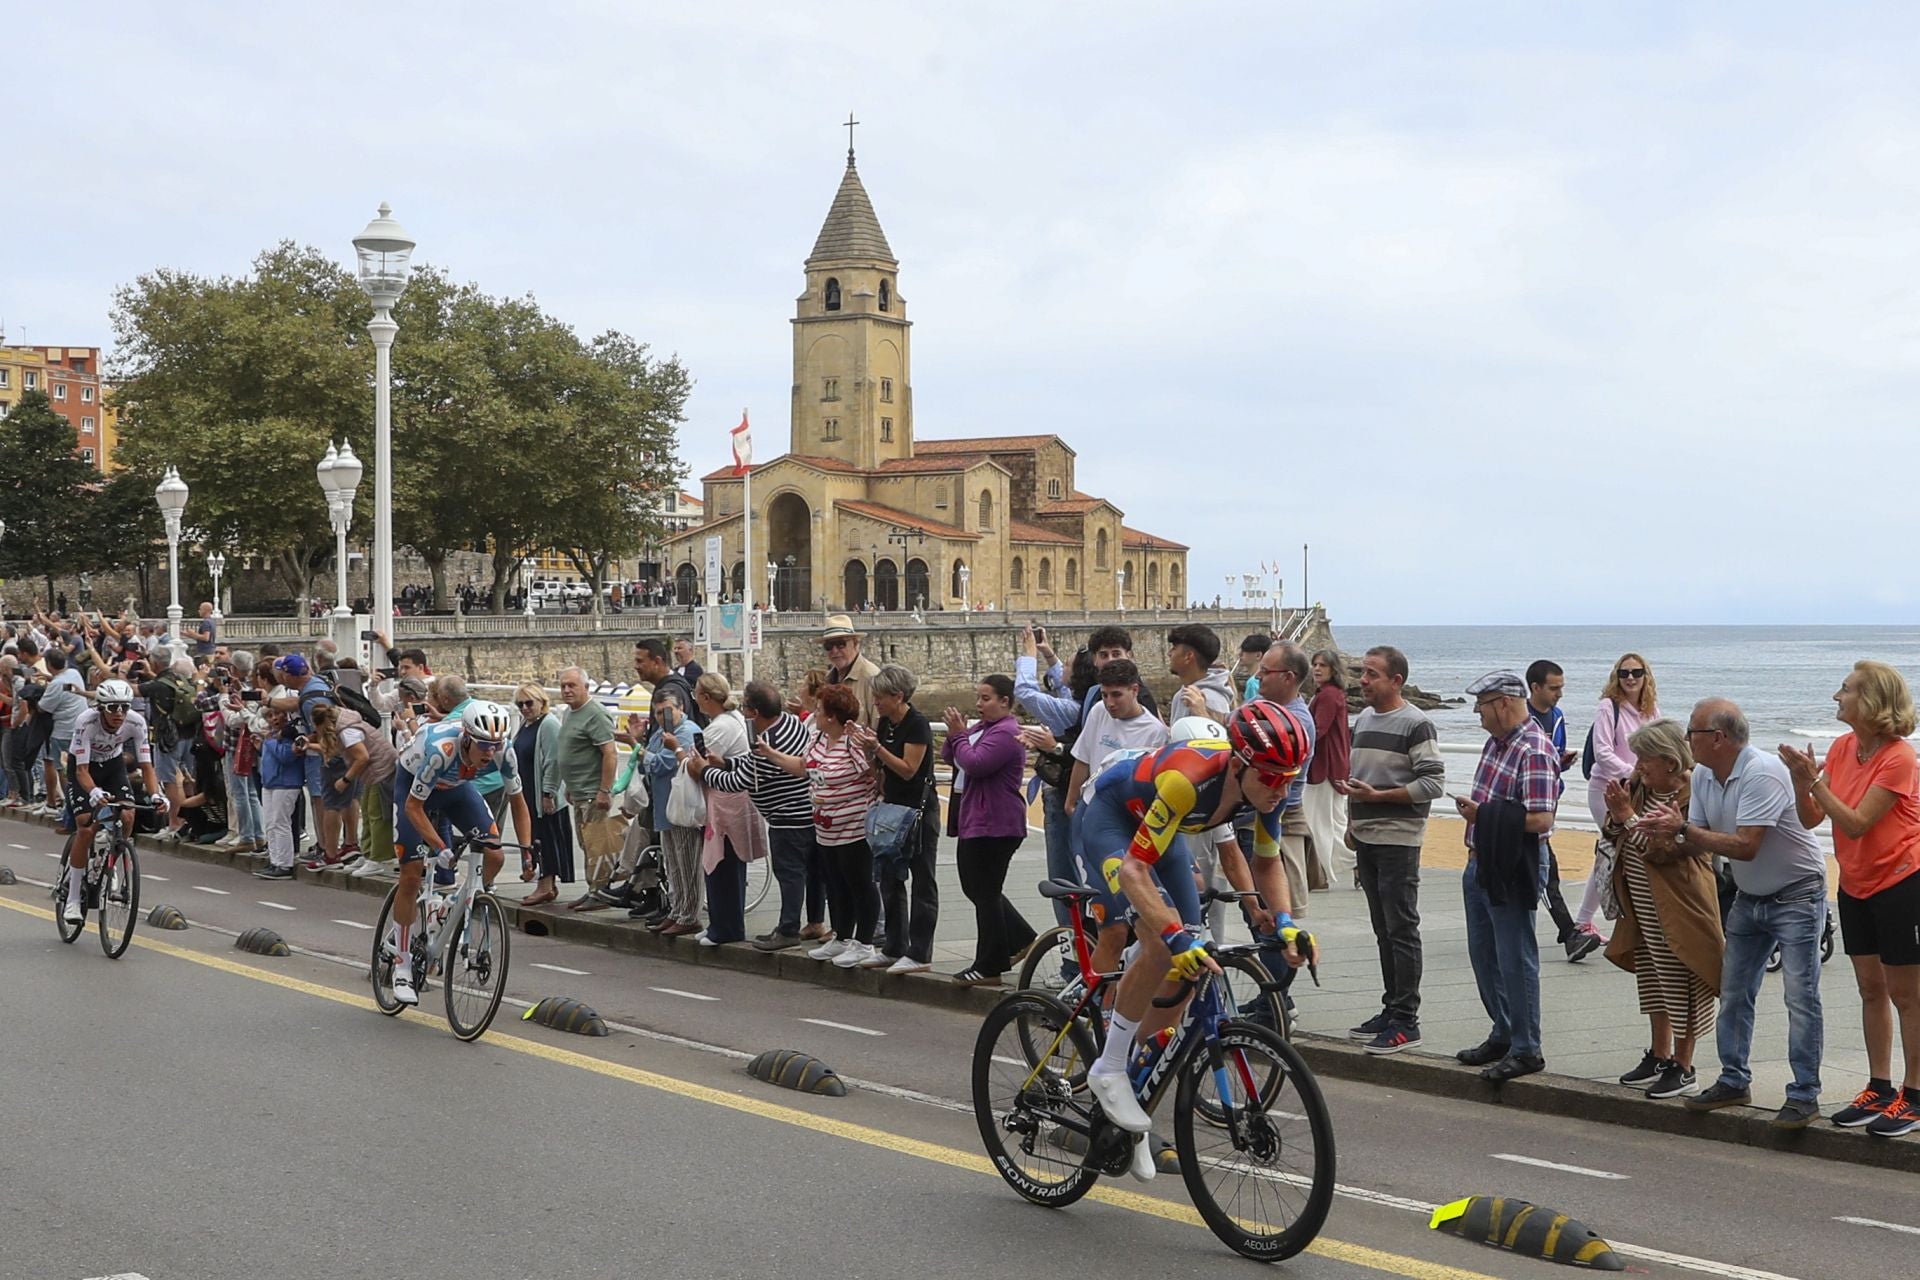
[386,702,531,1004]
[1085,701,1316,1142]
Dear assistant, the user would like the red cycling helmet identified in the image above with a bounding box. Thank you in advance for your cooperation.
[1228,700,1311,782]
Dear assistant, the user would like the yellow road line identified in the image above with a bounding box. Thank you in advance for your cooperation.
[0,893,1493,1280]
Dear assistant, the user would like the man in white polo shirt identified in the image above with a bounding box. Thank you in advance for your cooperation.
[1640,698,1826,1128]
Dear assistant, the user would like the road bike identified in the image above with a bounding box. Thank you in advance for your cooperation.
[369,834,523,1041]
[974,911,1336,1260]
[51,798,149,959]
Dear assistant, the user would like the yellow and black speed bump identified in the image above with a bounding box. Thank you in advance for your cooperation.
[747,1048,848,1097]
[1430,1196,1623,1270]
[147,904,189,931]
[522,996,610,1037]
[235,927,291,957]
[0,865,16,885]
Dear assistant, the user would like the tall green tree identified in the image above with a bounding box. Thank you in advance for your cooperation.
[0,390,103,607]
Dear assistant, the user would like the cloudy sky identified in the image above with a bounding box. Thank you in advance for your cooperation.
[7,4,1916,624]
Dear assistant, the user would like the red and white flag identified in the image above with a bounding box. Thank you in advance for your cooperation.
[730,410,753,475]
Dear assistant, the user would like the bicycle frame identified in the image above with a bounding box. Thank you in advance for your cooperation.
[413,838,490,970]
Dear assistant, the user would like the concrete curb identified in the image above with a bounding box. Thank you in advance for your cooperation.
[5,805,1915,1174]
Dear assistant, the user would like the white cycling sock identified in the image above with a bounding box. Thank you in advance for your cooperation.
[393,921,413,975]
[1095,1010,1142,1076]
[66,866,85,904]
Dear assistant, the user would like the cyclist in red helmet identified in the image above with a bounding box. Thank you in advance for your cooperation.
[1085,700,1316,1137]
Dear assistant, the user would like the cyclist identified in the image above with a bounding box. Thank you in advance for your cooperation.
[387,701,531,1005]
[62,679,166,924]
[1083,701,1314,1145]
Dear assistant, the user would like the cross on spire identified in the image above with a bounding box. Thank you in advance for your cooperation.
[844,111,859,165]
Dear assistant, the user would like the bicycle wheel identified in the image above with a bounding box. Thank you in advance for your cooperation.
[973,992,1102,1208]
[53,864,84,944]
[1015,924,1074,992]
[744,856,772,913]
[98,841,139,959]
[369,885,407,1016]
[1218,951,1290,1040]
[1174,1020,1335,1262]
[443,893,510,1042]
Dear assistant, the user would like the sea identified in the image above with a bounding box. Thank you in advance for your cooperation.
[1332,624,1920,836]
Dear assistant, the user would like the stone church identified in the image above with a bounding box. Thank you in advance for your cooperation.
[662,149,1189,614]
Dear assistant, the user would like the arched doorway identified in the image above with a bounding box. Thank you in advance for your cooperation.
[768,492,814,612]
[1123,560,1136,607]
[874,559,900,611]
[674,563,699,605]
[842,559,869,610]
[1148,561,1161,604]
[1168,562,1183,606]
[905,558,930,610]
[730,561,745,602]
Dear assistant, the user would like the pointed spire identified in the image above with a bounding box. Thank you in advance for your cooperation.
[808,152,895,265]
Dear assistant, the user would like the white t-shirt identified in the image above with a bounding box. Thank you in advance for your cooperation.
[1073,704,1169,787]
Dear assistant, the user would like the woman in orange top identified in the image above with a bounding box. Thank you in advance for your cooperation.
[1782,661,1920,1137]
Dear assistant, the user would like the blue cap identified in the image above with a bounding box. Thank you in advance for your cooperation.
[273,654,311,677]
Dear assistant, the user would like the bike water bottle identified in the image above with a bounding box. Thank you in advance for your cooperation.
[427,893,450,933]
[1128,1028,1174,1085]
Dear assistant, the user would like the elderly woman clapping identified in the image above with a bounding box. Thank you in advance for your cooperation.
[1601,718,1722,1100]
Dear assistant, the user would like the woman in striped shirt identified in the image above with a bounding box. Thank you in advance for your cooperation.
[763,683,881,968]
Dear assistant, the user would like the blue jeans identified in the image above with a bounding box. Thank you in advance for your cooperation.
[767,825,817,935]
[227,754,264,843]
[1461,860,1544,1058]
[1716,886,1825,1103]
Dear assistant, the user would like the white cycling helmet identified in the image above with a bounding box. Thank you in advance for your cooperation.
[1169,715,1228,744]
[95,679,135,710]
[461,701,513,746]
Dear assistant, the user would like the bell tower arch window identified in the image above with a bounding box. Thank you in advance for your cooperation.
[879,279,892,312]
[824,278,841,311]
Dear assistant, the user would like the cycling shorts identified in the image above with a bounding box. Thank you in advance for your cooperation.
[65,756,132,823]
[392,769,498,866]
[1070,786,1203,932]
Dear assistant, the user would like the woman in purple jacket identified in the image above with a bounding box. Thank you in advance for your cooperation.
[942,674,1038,986]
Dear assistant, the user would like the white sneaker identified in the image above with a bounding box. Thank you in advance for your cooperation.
[392,971,418,1005]
[886,956,932,975]
[859,950,897,969]
[695,931,719,948]
[1128,1134,1157,1183]
[807,938,849,961]
[62,898,84,924]
[833,940,875,968]
[1088,1067,1152,1134]
[350,859,386,878]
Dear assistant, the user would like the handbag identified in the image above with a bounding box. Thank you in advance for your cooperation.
[665,757,708,828]
[614,752,650,819]
[1591,835,1621,922]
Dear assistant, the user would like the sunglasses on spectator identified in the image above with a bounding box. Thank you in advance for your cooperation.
[823,639,852,651]
[1617,668,1646,679]
[515,700,536,709]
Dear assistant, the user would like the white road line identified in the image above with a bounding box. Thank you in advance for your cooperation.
[333,919,375,930]
[649,986,718,1002]
[1489,1152,1629,1181]
[192,886,231,896]
[7,842,30,849]
[800,1017,886,1037]
[991,1054,1026,1067]
[46,852,61,858]
[257,901,297,912]
[142,874,169,881]
[531,962,591,976]
[82,1273,155,1279]
[1836,1215,1920,1236]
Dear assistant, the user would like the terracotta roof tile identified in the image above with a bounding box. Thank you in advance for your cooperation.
[874,455,978,473]
[699,453,864,482]
[1122,526,1189,551]
[915,434,1068,455]
[835,500,979,541]
[1035,497,1105,515]
[1007,519,1079,545]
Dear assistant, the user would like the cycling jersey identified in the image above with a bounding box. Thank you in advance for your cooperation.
[68,707,153,768]
[1105,739,1280,866]
[397,720,521,802]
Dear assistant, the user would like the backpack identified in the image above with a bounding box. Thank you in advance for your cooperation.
[159,673,199,734]
[331,681,383,729]
[143,680,180,753]
[1579,700,1622,781]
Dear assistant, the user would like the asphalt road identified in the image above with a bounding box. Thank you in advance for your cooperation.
[0,826,1913,1280]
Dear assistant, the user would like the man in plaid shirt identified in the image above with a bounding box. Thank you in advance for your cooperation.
[1453,670,1560,1082]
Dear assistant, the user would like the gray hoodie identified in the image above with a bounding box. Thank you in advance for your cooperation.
[1173,665,1238,724]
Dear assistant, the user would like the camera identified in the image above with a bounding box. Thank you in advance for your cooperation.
[240,689,263,703]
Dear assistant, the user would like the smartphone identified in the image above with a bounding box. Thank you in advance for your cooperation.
[410,702,429,716]
[240,689,263,703]
[692,732,706,755]
[377,667,398,680]
[1033,625,1047,645]
[361,629,379,642]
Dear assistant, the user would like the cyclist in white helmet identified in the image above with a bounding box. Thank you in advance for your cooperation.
[61,680,166,924]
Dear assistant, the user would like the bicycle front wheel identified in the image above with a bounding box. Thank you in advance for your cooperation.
[370,885,407,1016]
[1174,1020,1335,1262]
[972,992,1102,1208]
[443,893,510,1041]
[53,865,84,944]
[98,841,139,959]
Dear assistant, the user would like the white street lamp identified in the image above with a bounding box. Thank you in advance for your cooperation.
[523,557,538,617]
[958,563,971,612]
[353,202,416,628]
[1117,563,1128,615]
[316,440,363,619]
[766,559,777,611]
[154,466,189,643]
[207,552,227,621]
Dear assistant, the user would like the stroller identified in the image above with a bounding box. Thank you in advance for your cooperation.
[1714,858,1836,974]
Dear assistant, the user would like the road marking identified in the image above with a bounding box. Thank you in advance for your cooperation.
[0,893,1502,1280]
[532,962,591,976]
[800,1017,886,1038]
[1489,1153,1629,1181]
[46,852,62,859]
[991,1054,1025,1067]
[81,1273,155,1279]
[1836,1215,1920,1236]
[333,919,374,930]
[142,874,169,882]
[7,842,29,849]
[258,901,297,912]
[192,886,230,895]
[649,986,718,1002]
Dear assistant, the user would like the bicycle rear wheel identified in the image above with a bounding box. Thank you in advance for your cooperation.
[98,841,139,959]
[972,992,1102,1208]
[443,893,510,1041]
[52,863,85,944]
[1174,1021,1335,1262]
[370,885,407,1015]
[744,856,772,913]
[1015,924,1074,992]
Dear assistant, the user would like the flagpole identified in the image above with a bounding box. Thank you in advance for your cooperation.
[740,409,754,682]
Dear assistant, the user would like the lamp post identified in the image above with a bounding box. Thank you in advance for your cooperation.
[154,466,189,643]
[522,558,538,617]
[207,552,226,621]
[316,440,363,619]
[1117,563,1127,615]
[958,563,971,612]
[766,559,777,611]
[352,202,416,630]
